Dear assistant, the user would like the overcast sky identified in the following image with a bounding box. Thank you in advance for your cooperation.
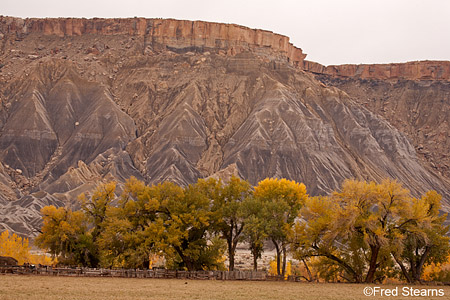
[2,0,449,65]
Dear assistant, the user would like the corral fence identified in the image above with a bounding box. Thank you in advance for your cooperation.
[0,265,272,281]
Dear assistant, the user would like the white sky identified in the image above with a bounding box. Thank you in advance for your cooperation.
[2,0,449,65]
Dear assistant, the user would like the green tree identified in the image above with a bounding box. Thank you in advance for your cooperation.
[254,178,307,277]
[242,195,267,271]
[213,176,252,271]
[78,181,116,267]
[157,178,225,271]
[93,177,226,270]
[78,182,116,243]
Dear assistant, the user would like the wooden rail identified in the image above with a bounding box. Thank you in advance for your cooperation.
[0,266,268,281]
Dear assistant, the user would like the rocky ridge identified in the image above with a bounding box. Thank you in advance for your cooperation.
[303,60,450,81]
[0,17,449,237]
[1,17,306,66]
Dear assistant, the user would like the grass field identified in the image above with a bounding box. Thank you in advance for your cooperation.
[0,275,449,300]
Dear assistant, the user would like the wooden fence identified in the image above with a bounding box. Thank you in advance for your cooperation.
[0,266,270,281]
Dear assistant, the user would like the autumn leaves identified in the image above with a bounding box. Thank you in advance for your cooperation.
[292,180,449,283]
[34,177,307,273]
[33,177,449,283]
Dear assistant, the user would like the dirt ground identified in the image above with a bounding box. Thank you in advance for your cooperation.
[1,275,449,300]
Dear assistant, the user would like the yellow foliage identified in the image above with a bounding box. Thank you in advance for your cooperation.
[268,260,276,275]
[0,230,30,264]
[268,259,292,279]
[29,253,57,266]
[0,230,56,265]
[423,263,443,281]
[423,255,450,281]
[254,178,307,205]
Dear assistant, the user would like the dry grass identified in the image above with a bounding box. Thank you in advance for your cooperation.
[0,275,449,300]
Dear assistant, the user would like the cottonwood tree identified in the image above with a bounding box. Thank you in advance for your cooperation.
[77,181,117,266]
[35,206,96,266]
[254,178,307,277]
[213,176,252,271]
[157,178,225,271]
[294,180,405,283]
[241,195,267,271]
[78,182,116,243]
[0,230,54,265]
[0,230,31,264]
[391,190,449,283]
[334,179,409,283]
[291,195,339,280]
[97,177,161,268]
[292,179,449,283]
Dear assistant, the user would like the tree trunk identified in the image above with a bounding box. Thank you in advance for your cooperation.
[142,257,150,270]
[185,259,195,271]
[413,246,431,283]
[393,253,413,283]
[273,241,281,276]
[302,258,313,282]
[365,245,380,283]
[229,252,235,271]
[228,238,235,271]
[281,245,287,278]
[410,258,418,282]
[313,245,360,282]
[250,241,260,271]
[174,246,194,271]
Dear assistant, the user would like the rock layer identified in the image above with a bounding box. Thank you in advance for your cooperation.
[303,60,450,81]
[0,17,306,66]
[314,75,450,180]
[0,17,448,237]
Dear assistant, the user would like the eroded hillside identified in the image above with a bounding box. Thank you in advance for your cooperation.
[0,17,448,236]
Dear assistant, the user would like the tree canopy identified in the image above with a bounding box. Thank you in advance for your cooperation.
[34,177,449,283]
[292,179,449,283]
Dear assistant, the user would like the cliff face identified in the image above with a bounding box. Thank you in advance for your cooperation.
[0,17,306,66]
[303,60,450,81]
[314,75,450,180]
[302,60,450,181]
[0,17,449,237]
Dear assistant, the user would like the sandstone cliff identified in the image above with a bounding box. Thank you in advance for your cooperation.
[303,60,450,81]
[0,16,306,66]
[0,17,448,237]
